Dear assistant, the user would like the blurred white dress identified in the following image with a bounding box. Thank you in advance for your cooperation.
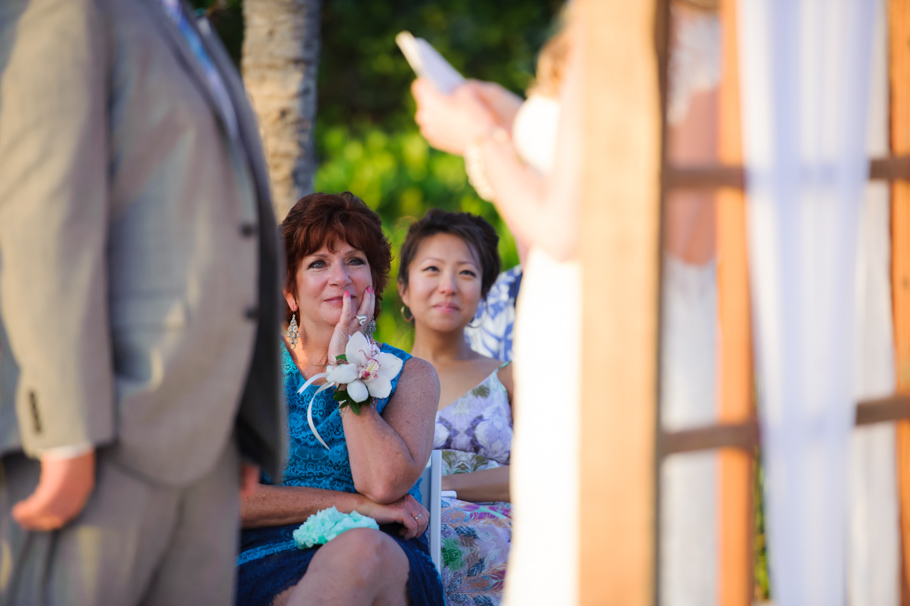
[659,256,718,606]
[504,93,583,606]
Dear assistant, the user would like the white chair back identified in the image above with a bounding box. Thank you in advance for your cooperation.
[419,450,442,570]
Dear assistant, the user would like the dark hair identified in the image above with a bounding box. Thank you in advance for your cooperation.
[398,209,501,299]
[281,192,391,320]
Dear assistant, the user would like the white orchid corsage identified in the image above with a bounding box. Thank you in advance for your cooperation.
[298,332,403,449]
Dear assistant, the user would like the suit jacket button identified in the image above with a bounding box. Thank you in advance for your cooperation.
[244,306,259,320]
[240,223,257,237]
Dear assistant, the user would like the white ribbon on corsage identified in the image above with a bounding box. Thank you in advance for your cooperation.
[298,332,404,450]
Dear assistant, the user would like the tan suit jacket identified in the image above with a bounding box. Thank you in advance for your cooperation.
[0,0,286,485]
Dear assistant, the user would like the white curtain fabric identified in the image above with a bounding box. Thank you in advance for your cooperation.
[736,1,879,605]
[849,3,899,604]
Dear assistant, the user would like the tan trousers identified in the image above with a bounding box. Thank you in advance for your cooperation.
[0,441,240,606]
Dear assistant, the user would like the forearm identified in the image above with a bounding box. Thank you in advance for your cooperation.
[342,406,424,504]
[483,26,583,263]
[441,466,511,503]
[471,80,524,133]
[241,484,369,528]
[484,149,578,262]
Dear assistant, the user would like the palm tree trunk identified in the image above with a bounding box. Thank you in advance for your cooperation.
[242,0,321,221]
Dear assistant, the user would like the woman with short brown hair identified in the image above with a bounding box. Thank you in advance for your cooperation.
[237,192,445,606]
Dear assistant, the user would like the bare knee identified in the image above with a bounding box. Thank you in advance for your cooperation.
[284,530,410,606]
[315,529,405,588]
[271,586,294,606]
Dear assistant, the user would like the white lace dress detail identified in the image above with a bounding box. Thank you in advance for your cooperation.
[667,7,720,126]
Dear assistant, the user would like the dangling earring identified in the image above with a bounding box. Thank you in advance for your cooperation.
[400,305,414,323]
[364,319,377,339]
[467,301,486,329]
[287,312,300,348]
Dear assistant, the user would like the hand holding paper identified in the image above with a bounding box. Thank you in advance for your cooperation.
[411,79,497,155]
[396,32,465,94]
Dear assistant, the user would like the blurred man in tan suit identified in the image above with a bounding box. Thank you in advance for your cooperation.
[0,0,286,603]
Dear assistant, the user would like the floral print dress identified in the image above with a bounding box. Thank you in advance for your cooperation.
[464,266,522,362]
[434,365,513,606]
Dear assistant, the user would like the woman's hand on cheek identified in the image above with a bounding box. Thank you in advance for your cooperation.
[328,286,376,362]
[356,286,375,337]
[328,290,355,362]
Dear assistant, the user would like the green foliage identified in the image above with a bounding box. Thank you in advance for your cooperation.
[191,0,560,350]
[315,123,520,350]
[754,451,772,600]
[318,0,562,128]
[315,0,561,349]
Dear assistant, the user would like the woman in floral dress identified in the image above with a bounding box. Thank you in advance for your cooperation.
[398,209,514,606]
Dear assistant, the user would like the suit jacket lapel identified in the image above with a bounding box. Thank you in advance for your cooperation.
[140,0,238,143]
[141,0,276,226]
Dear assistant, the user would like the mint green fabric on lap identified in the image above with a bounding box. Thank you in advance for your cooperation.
[292,507,380,549]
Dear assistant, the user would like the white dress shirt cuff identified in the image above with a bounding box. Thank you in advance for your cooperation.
[38,443,95,460]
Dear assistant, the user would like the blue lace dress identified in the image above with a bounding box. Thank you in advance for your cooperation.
[236,343,445,606]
